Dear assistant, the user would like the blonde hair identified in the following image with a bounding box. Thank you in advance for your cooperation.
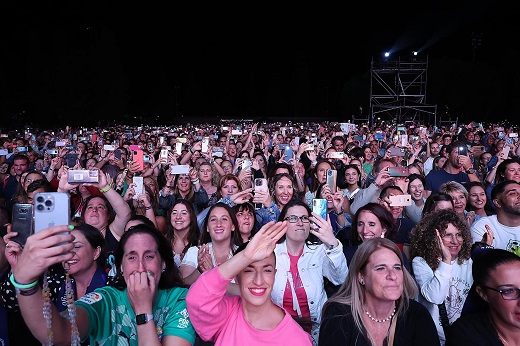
[322,238,418,345]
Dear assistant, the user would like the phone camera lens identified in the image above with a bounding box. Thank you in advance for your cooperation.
[20,208,27,213]
[37,196,44,203]
[37,204,44,211]
[45,200,52,207]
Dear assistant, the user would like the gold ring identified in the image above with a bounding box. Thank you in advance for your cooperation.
[5,243,10,248]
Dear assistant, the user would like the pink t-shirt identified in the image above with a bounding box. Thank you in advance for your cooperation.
[186,267,312,346]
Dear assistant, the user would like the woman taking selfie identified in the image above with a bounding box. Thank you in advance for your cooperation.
[11,224,196,345]
[319,238,440,346]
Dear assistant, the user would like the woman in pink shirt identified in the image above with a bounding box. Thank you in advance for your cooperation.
[186,220,312,346]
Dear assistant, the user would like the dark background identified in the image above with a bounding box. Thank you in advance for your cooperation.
[1,1,519,129]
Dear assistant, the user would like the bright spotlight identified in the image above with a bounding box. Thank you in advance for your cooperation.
[412,51,418,56]
[384,52,390,58]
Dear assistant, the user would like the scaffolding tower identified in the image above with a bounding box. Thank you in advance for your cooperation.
[369,55,437,126]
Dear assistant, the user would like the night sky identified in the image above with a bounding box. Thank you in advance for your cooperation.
[1,1,518,129]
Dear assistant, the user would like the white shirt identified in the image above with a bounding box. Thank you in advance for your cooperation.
[413,257,473,345]
[471,214,520,254]
[271,241,348,345]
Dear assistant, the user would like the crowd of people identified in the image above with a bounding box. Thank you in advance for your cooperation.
[0,119,519,345]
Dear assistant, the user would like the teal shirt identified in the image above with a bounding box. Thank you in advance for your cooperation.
[76,286,195,345]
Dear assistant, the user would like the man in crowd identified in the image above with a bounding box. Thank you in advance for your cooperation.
[425,141,480,194]
[471,180,520,256]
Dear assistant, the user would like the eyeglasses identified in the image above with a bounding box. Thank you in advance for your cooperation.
[284,215,310,223]
[481,286,520,300]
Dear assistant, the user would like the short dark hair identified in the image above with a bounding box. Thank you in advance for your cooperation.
[491,180,520,202]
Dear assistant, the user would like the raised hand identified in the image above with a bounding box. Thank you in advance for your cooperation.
[242,221,287,262]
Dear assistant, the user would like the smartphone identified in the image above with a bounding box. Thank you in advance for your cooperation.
[143,155,150,163]
[306,144,315,151]
[55,141,66,147]
[17,147,28,152]
[326,169,337,192]
[502,145,510,158]
[312,198,328,220]
[389,194,413,207]
[132,149,144,171]
[201,137,209,153]
[509,133,518,138]
[46,149,59,155]
[176,137,187,143]
[67,170,99,184]
[160,148,169,159]
[0,149,8,155]
[254,178,268,209]
[388,167,409,177]
[66,153,78,167]
[212,146,224,153]
[11,204,34,246]
[327,152,344,159]
[457,146,468,156]
[242,159,252,170]
[104,144,115,151]
[387,147,406,157]
[114,149,122,159]
[401,135,408,147]
[34,192,70,233]
[231,130,242,135]
[284,146,293,160]
[374,133,385,141]
[132,176,144,199]
[170,164,190,174]
[175,142,183,155]
[397,126,406,131]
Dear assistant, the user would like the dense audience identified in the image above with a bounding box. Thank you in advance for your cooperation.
[0,119,519,345]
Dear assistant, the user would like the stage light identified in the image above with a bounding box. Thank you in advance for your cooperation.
[412,51,418,56]
[384,52,390,58]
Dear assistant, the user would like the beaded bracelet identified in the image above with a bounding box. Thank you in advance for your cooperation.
[9,273,38,290]
[17,285,40,296]
[99,183,112,193]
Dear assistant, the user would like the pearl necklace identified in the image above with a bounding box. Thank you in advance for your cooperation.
[363,307,396,323]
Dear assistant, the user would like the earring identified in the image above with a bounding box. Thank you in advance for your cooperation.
[359,280,365,285]
[162,268,166,273]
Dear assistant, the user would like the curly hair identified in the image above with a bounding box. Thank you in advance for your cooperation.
[410,208,471,271]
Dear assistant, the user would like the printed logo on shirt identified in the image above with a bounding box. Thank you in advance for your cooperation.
[78,292,103,305]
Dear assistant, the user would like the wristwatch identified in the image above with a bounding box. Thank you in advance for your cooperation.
[136,313,154,325]
[466,168,476,174]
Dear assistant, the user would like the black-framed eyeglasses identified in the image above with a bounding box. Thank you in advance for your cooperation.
[481,286,520,300]
[284,215,310,223]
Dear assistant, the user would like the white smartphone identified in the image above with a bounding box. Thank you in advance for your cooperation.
[175,142,183,155]
[201,137,209,153]
[133,176,144,199]
[160,148,169,159]
[34,192,70,233]
[389,194,413,207]
[170,164,190,174]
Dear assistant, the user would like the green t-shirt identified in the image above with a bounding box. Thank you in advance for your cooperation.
[76,285,195,345]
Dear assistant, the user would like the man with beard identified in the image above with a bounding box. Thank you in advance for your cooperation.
[471,180,520,256]
[425,141,480,194]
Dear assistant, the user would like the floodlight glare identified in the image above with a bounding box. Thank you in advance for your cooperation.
[412,51,418,56]
[384,52,390,58]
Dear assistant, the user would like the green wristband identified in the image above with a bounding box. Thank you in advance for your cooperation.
[9,273,38,290]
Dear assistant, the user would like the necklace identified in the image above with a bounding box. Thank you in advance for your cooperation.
[363,307,396,323]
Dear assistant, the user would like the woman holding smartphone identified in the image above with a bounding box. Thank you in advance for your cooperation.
[272,200,348,345]
[11,224,196,345]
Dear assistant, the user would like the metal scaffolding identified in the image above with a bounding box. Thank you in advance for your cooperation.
[369,55,437,126]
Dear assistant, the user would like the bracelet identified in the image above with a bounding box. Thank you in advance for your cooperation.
[192,179,200,185]
[99,183,112,193]
[16,285,40,296]
[333,209,344,216]
[10,273,38,290]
